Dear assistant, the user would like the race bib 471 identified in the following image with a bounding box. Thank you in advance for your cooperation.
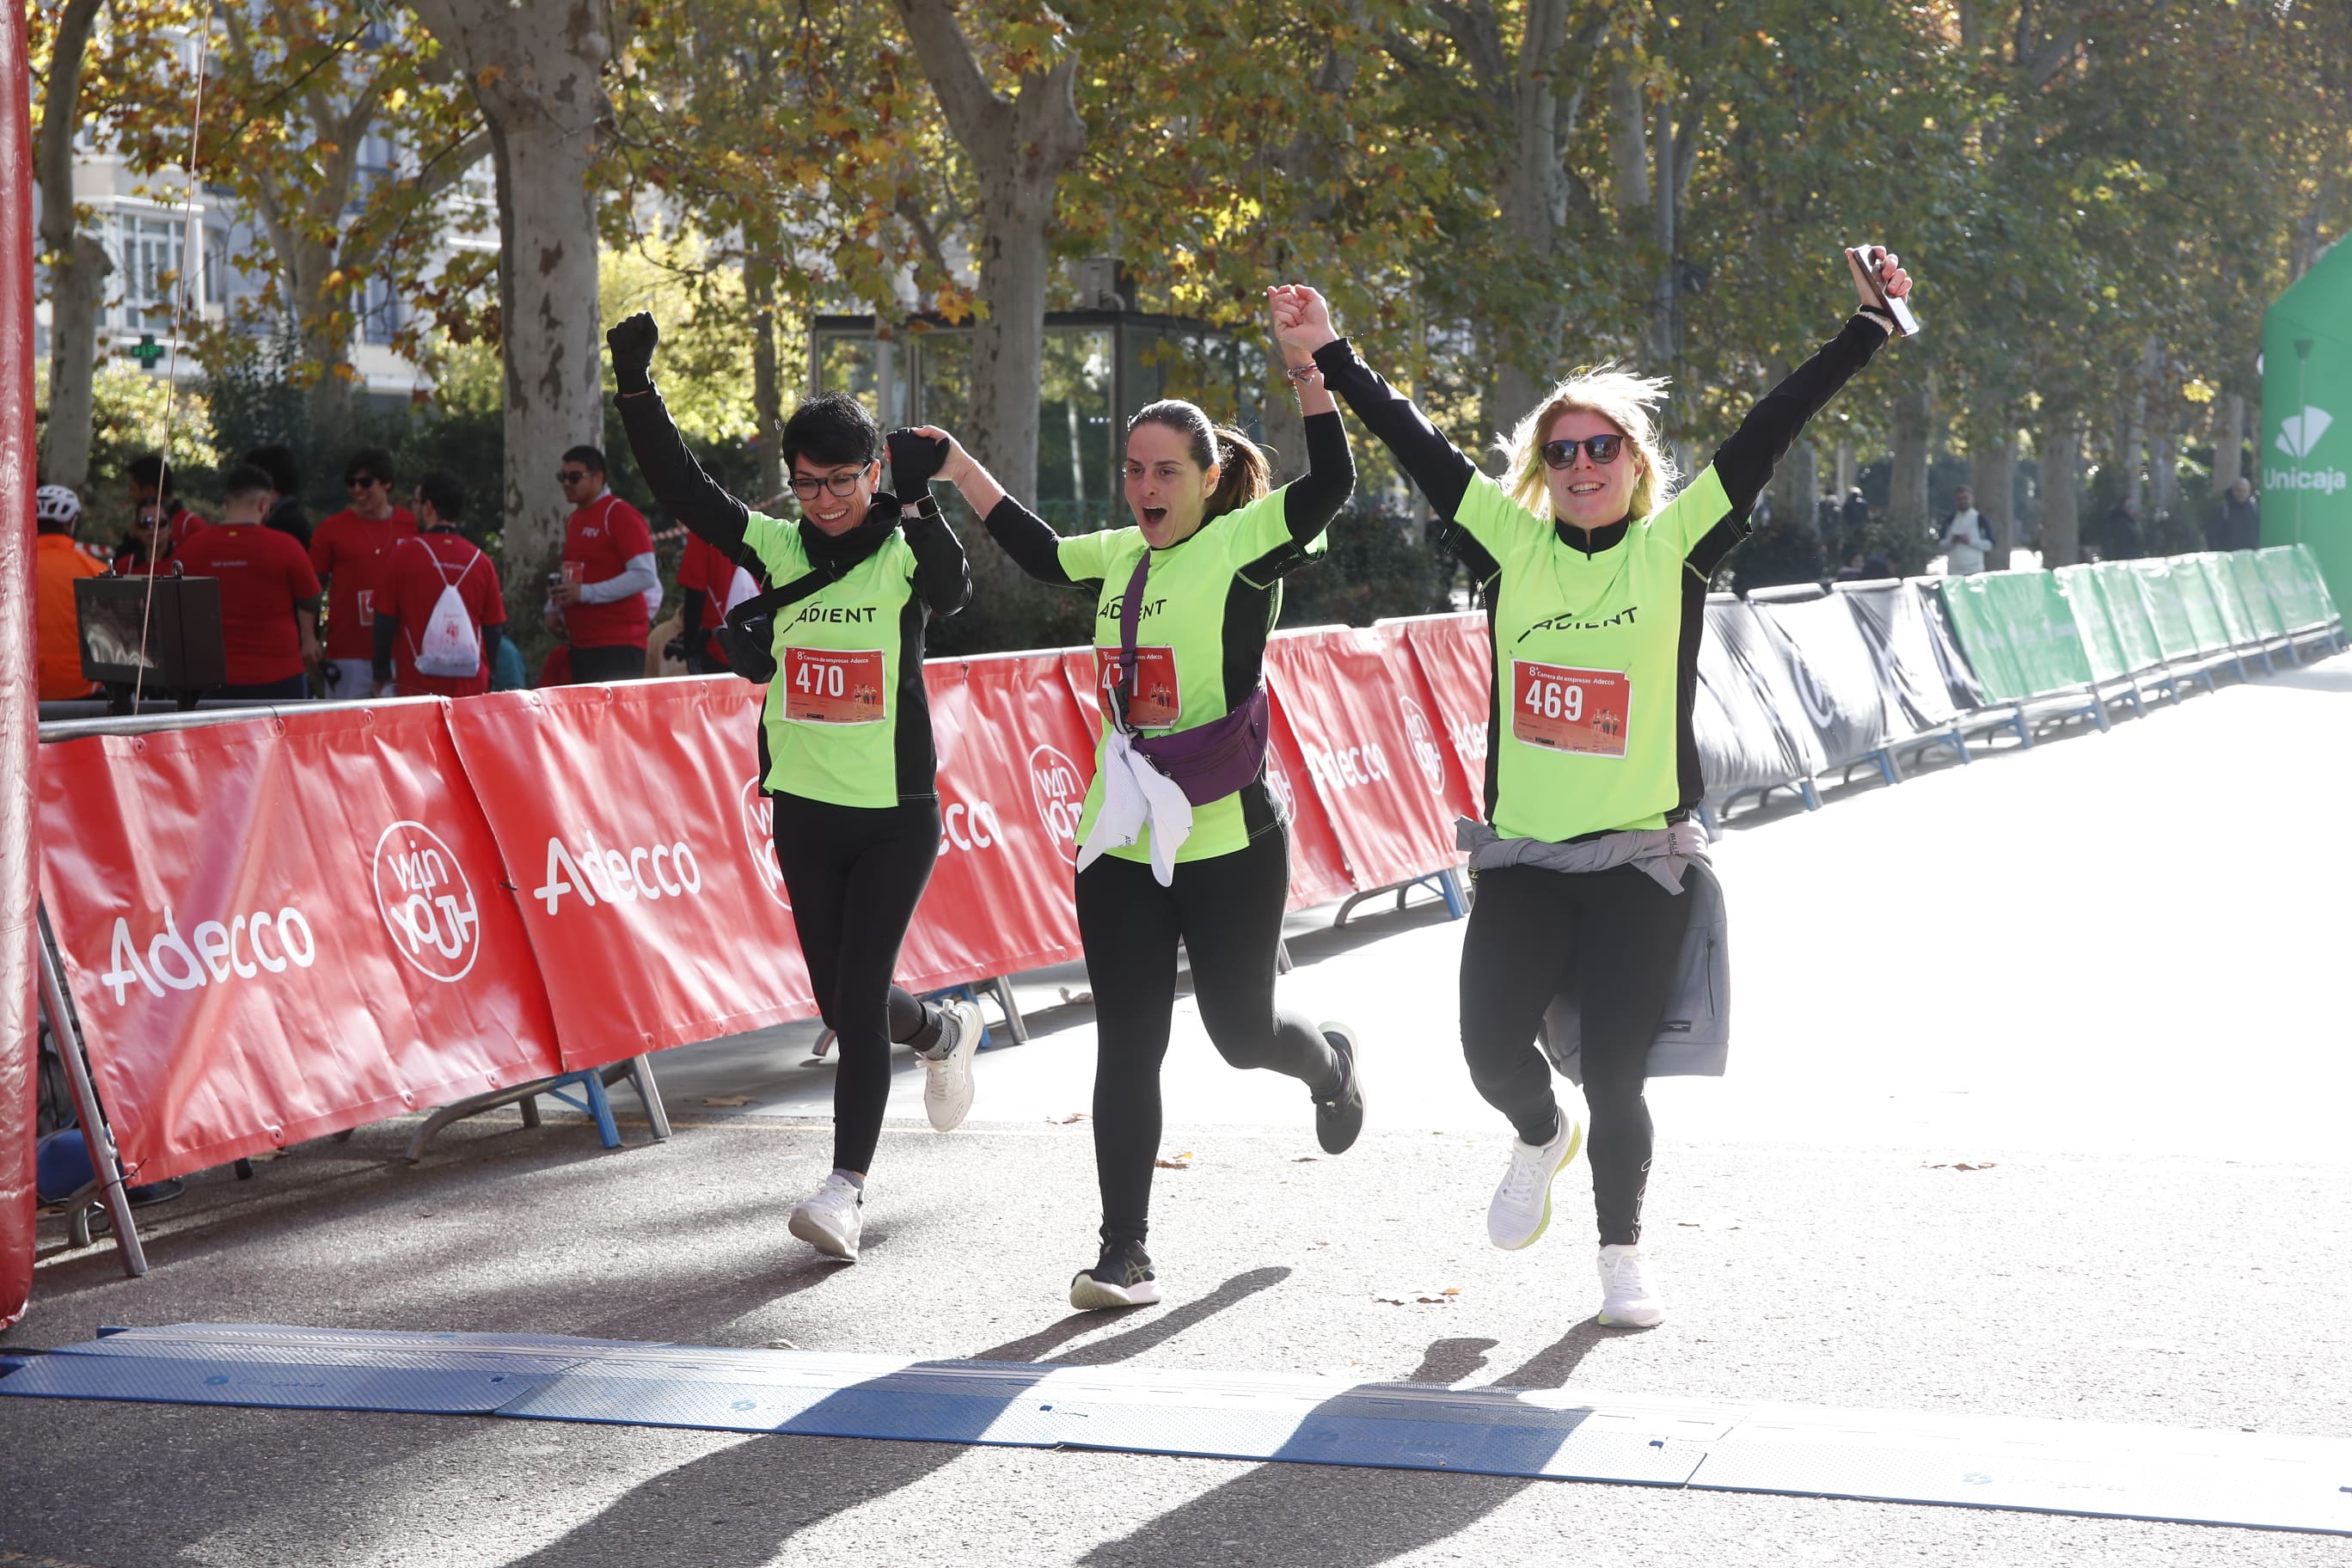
[1096,645,1181,729]
[783,647,887,726]
[1510,659,1630,757]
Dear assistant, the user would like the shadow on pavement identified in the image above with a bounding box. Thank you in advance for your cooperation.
[490,1267,1293,1568]
[1079,1318,1631,1568]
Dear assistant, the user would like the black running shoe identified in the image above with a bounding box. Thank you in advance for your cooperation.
[1069,1239,1161,1310]
[1314,1021,1366,1155]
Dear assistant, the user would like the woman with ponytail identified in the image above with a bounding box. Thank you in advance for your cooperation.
[914,288,1367,1309]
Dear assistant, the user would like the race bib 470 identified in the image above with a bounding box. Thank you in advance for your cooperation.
[783,647,886,726]
[1510,660,1630,757]
[1095,646,1181,729]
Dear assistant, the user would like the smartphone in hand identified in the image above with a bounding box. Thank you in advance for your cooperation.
[1848,244,1920,340]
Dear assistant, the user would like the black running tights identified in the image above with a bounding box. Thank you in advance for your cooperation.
[770,792,943,1173]
[1457,862,1685,1246]
[1079,827,1340,1249]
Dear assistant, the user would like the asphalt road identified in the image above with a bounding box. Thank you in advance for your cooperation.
[4,658,2349,1566]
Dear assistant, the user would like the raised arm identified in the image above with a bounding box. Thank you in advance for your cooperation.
[1711,248,1914,521]
[607,313,751,555]
[1268,285,1354,542]
[1274,285,1479,521]
[910,424,1078,587]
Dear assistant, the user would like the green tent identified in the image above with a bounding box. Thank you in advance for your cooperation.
[2262,242,2352,610]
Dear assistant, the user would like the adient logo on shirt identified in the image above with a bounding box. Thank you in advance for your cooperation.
[533,828,704,913]
[98,903,319,1007]
[1099,594,1167,622]
[2270,405,2347,493]
[793,604,879,626]
[1516,604,1639,642]
[372,821,481,983]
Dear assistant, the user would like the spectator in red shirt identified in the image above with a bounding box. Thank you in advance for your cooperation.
[34,486,108,701]
[371,470,505,698]
[171,463,323,701]
[126,454,207,558]
[675,530,762,672]
[545,444,657,683]
[310,445,418,699]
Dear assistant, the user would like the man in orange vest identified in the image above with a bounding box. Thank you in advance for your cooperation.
[34,485,108,701]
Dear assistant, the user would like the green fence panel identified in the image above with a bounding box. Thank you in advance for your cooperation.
[2229,551,2286,640]
[2290,542,2343,621]
[2257,547,2324,630]
[2190,553,2258,646]
[2094,560,2167,671]
[2054,565,2128,683]
[2167,554,2234,654]
[1936,575,2031,701]
[1945,570,2093,698]
[2128,560,2201,659]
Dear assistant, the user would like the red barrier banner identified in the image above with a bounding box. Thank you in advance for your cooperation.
[1366,622,1481,825]
[443,681,812,1069]
[1387,613,1493,824]
[1060,646,1355,909]
[36,706,562,1182]
[897,652,1092,989]
[1264,628,1460,892]
[2,0,40,1324]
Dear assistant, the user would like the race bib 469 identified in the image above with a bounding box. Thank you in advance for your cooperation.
[783,646,886,726]
[1510,660,1630,757]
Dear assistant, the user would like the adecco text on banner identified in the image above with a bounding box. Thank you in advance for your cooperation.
[1302,738,1395,793]
[532,829,704,913]
[938,798,1004,857]
[372,821,483,983]
[99,903,318,1007]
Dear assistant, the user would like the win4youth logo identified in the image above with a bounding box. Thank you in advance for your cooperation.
[2269,405,2348,494]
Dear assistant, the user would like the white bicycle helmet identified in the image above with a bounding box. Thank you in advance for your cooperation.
[35,484,83,528]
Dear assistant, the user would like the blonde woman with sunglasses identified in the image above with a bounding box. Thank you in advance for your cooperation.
[1273,249,1913,1328]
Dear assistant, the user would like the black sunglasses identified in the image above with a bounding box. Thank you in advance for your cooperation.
[557,469,594,484]
[345,474,383,489]
[787,467,871,499]
[1540,433,1627,469]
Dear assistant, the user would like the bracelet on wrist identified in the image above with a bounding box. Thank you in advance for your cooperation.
[1283,363,1322,383]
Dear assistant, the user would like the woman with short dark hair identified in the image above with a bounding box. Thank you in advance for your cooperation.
[607,312,983,1268]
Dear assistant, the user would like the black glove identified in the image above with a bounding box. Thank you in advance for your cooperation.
[886,428,947,498]
[607,312,659,394]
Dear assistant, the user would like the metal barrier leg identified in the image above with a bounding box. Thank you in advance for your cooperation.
[1798,778,1822,811]
[579,1073,622,1149]
[623,1054,671,1142]
[34,908,146,1277]
[1437,867,1469,918]
[1277,940,1295,975]
[519,1095,542,1129]
[988,976,1030,1046]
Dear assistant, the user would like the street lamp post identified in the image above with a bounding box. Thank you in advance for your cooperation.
[2294,337,2313,547]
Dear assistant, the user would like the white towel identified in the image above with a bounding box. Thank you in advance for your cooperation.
[1077,731,1195,885]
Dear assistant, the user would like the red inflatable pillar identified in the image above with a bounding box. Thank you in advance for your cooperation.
[0,0,41,1327]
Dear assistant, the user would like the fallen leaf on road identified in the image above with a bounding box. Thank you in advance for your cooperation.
[1154,1151,1195,1170]
[1292,1156,1319,1163]
[1925,1161,1997,1171]
[764,1338,799,1351]
[1375,1287,1461,1306]
[1051,1112,1091,1124]
[702,1095,754,1107]
[1058,988,1094,1006]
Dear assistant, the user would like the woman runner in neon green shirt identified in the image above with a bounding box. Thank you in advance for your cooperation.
[1276,251,1914,1330]
[914,289,1368,1309]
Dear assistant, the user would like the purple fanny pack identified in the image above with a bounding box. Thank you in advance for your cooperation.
[1112,552,1272,805]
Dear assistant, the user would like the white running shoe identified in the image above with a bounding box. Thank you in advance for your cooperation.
[922,999,983,1132]
[787,1173,863,1262]
[1596,1244,1664,1328]
[1485,1112,1583,1250]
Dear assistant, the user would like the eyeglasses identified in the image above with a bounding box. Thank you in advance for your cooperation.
[787,467,870,499]
[345,475,383,489]
[557,469,594,485]
[1539,433,1627,469]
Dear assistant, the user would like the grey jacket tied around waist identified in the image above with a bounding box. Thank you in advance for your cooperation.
[1455,817,1730,1086]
